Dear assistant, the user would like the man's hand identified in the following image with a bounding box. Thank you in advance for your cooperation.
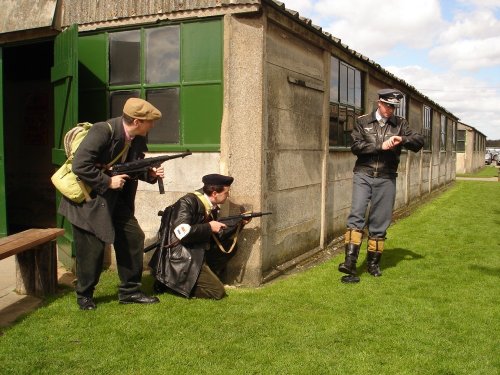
[149,166,165,178]
[109,174,129,189]
[209,221,227,234]
[382,136,403,150]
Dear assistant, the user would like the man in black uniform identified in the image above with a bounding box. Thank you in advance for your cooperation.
[339,89,424,283]
[150,174,249,299]
[59,98,164,309]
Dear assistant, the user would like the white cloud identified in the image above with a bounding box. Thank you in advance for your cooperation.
[440,9,500,42]
[431,9,500,71]
[429,36,500,70]
[458,0,500,9]
[310,0,444,58]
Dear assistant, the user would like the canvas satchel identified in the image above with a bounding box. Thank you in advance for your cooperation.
[51,122,126,203]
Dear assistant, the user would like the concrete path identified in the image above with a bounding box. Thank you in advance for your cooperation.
[0,256,43,329]
[456,176,498,182]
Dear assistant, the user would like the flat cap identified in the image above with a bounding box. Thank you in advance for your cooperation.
[123,98,162,120]
[378,89,403,107]
[202,174,234,186]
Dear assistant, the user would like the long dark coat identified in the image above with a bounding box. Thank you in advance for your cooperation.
[58,116,154,244]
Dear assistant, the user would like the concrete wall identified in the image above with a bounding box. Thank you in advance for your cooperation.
[220,13,266,285]
[262,19,325,277]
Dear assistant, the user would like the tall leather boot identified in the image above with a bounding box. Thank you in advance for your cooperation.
[338,229,363,283]
[367,238,384,277]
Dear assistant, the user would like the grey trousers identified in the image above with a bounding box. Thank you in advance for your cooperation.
[346,172,396,238]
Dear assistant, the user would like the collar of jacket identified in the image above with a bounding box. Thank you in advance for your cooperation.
[369,111,397,127]
[107,116,139,158]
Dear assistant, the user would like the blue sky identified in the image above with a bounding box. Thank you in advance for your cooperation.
[282,0,500,139]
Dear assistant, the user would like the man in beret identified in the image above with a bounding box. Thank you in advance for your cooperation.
[338,89,424,283]
[149,173,249,299]
[59,98,164,310]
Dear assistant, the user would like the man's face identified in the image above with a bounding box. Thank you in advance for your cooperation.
[134,119,155,136]
[212,186,230,205]
[378,100,396,118]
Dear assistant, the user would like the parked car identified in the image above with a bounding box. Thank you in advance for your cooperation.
[485,153,492,165]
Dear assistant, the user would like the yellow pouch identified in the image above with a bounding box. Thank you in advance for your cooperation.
[51,159,90,203]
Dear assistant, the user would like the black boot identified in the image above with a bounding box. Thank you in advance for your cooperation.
[338,243,360,275]
[367,251,382,277]
[367,237,384,277]
[338,243,361,283]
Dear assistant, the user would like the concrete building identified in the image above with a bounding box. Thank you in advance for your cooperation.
[0,0,459,286]
[455,122,487,174]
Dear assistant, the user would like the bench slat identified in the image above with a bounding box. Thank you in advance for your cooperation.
[0,228,65,260]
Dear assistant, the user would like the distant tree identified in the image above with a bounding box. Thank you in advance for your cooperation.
[486,139,500,147]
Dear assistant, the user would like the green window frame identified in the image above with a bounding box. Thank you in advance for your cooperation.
[78,19,223,152]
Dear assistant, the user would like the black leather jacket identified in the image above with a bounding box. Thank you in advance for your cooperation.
[149,190,239,297]
[351,111,424,178]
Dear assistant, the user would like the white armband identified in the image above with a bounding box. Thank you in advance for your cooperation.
[174,223,191,240]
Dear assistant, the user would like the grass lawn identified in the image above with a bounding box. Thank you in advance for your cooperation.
[0,181,499,374]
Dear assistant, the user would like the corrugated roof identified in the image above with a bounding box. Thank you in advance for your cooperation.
[0,0,58,33]
[61,0,260,27]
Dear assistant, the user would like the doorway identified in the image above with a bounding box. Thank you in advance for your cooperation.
[3,42,55,233]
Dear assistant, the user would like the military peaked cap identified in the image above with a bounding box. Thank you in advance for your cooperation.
[378,89,403,107]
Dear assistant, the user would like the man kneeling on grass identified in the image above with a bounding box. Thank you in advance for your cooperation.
[149,174,250,299]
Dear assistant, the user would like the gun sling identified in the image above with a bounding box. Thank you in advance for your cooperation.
[193,191,241,254]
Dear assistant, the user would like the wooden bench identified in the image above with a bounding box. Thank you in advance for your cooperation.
[0,228,65,297]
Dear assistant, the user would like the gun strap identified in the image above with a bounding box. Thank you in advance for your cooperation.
[192,191,241,254]
[72,123,128,200]
[104,124,130,169]
[211,223,242,254]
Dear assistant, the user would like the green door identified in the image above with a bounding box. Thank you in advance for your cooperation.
[51,25,78,265]
[0,47,7,237]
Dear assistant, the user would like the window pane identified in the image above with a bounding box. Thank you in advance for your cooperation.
[182,21,222,82]
[109,30,140,85]
[354,70,361,108]
[347,68,355,106]
[330,57,339,102]
[146,26,180,83]
[109,90,140,118]
[146,88,180,144]
[395,95,406,118]
[329,104,340,147]
[339,64,348,103]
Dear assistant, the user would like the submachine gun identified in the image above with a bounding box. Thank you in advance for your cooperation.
[110,151,191,194]
[144,210,272,253]
[217,211,273,226]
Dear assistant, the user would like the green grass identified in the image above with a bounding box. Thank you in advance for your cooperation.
[1,181,499,374]
[456,165,498,177]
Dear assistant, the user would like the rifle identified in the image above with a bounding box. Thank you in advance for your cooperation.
[110,151,191,194]
[218,211,272,226]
